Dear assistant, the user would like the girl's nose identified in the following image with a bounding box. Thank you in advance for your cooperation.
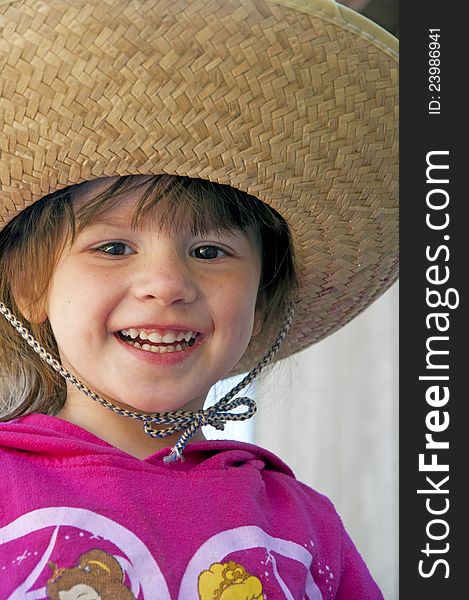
[132,255,198,306]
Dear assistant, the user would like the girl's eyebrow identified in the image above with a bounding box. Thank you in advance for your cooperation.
[78,213,247,239]
[80,217,132,229]
[82,217,243,234]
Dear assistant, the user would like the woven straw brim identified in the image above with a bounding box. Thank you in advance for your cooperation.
[0,0,398,375]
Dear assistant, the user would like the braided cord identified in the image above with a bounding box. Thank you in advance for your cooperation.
[0,301,295,462]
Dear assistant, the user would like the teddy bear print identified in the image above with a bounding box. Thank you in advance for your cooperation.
[46,549,136,599]
[198,560,263,600]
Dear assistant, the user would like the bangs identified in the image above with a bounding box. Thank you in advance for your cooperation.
[72,175,285,238]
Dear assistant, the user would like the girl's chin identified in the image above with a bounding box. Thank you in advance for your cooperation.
[103,393,208,415]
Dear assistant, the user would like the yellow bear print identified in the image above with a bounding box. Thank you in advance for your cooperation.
[198,560,263,600]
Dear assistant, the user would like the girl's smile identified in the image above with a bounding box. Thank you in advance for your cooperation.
[42,180,263,421]
[114,326,204,366]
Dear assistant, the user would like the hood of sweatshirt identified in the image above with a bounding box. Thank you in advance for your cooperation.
[0,413,295,476]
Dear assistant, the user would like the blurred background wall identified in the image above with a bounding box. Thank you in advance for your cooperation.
[254,283,399,599]
[339,0,398,37]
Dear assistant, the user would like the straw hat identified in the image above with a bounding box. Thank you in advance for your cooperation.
[0,0,398,373]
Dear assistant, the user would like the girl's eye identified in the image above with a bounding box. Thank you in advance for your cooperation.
[95,242,134,256]
[191,245,228,260]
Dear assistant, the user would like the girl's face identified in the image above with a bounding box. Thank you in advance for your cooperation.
[43,179,263,413]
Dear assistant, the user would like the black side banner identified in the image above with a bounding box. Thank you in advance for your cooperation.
[400,3,465,597]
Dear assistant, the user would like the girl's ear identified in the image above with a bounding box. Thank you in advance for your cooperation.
[12,287,48,324]
[27,306,48,324]
[14,298,47,324]
[252,293,266,337]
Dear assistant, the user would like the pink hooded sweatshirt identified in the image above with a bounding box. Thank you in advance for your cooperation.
[0,414,384,599]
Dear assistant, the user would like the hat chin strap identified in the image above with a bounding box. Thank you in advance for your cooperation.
[0,301,295,462]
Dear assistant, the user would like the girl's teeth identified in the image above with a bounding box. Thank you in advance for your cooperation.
[121,328,195,343]
[124,340,193,354]
[162,332,177,343]
[120,328,198,353]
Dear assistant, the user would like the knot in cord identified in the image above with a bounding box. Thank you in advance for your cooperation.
[142,396,257,463]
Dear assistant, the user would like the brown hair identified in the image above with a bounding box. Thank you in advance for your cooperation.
[0,175,298,420]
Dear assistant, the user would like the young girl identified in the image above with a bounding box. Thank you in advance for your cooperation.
[0,0,398,598]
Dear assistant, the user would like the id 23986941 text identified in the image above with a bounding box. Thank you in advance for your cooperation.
[428,29,441,115]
